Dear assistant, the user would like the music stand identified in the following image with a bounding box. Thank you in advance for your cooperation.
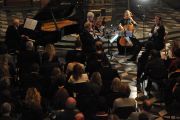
[105,32,119,59]
[105,31,112,59]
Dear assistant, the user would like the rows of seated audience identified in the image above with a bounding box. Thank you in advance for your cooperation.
[0,36,180,120]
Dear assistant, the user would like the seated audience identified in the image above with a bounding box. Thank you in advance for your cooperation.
[56,97,79,120]
[145,50,168,93]
[0,102,12,120]
[75,112,85,120]
[20,63,43,95]
[88,72,103,96]
[107,77,126,108]
[17,41,40,74]
[66,62,85,79]
[128,99,156,120]
[112,83,136,119]
[137,42,153,90]
[21,88,43,120]
[68,63,89,84]
[42,44,59,64]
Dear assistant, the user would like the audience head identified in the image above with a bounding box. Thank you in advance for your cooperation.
[142,99,152,112]
[51,67,65,86]
[1,102,11,115]
[26,41,34,51]
[45,44,56,62]
[75,112,85,120]
[138,113,149,120]
[51,67,62,77]
[111,77,122,92]
[25,88,41,107]
[84,21,92,31]
[90,72,102,86]
[72,63,85,80]
[119,83,131,98]
[65,97,77,110]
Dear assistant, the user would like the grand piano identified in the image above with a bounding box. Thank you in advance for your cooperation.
[24,0,88,45]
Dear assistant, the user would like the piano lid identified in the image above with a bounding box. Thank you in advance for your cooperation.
[34,0,78,21]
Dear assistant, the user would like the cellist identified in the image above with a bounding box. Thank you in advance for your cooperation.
[117,10,141,61]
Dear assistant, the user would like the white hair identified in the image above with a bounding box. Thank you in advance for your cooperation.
[87,12,94,18]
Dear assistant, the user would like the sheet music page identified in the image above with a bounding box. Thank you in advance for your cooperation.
[24,18,38,30]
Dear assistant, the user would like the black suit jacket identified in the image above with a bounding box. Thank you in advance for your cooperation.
[150,25,165,50]
[5,25,24,51]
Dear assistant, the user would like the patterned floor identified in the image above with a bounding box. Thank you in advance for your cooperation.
[106,49,180,120]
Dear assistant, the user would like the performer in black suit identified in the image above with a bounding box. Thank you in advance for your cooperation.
[5,18,26,52]
[148,16,166,51]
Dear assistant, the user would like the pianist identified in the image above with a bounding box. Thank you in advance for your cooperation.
[5,18,26,53]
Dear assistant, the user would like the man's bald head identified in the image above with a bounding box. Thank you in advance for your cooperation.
[65,97,77,109]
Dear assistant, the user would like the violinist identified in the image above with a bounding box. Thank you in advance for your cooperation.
[148,16,165,51]
[117,10,141,61]
[86,11,104,39]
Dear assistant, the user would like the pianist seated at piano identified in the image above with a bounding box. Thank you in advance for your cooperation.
[5,18,28,53]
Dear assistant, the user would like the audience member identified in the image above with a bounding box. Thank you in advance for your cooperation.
[0,102,12,120]
[112,83,136,119]
[21,88,43,120]
[128,99,156,120]
[88,72,103,96]
[17,41,40,74]
[145,50,168,93]
[56,97,79,120]
[68,63,89,84]
[75,112,85,120]
[107,77,126,108]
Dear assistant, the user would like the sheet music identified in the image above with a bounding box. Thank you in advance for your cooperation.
[24,18,38,30]
[110,34,119,43]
